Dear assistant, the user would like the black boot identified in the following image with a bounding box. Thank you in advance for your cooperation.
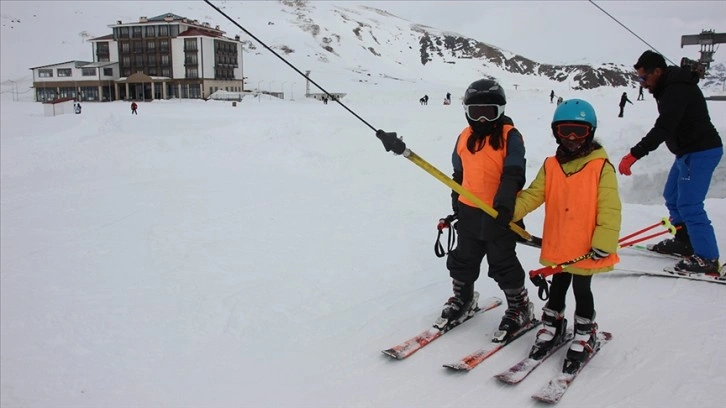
[494,287,534,342]
[439,279,476,324]
[563,314,598,374]
[529,307,567,360]
[649,223,693,256]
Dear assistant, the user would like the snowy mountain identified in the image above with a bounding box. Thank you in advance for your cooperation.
[2,0,724,93]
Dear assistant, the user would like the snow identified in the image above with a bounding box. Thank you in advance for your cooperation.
[2,1,726,406]
[2,81,726,407]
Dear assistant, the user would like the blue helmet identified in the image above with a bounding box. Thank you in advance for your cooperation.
[552,99,597,129]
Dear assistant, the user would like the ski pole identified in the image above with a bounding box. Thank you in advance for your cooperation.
[376,130,537,245]
[618,218,678,248]
[529,252,595,301]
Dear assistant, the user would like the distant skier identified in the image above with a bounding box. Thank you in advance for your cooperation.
[550,90,555,103]
[131,101,138,115]
[74,102,82,114]
[618,92,633,117]
[444,92,451,105]
[512,99,621,374]
[637,86,644,101]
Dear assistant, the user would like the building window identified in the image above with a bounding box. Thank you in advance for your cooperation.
[134,55,144,67]
[185,67,198,78]
[148,67,157,76]
[79,86,99,101]
[123,68,132,77]
[121,56,131,68]
[184,38,197,51]
[159,25,168,36]
[147,41,156,51]
[121,42,130,53]
[189,84,201,98]
[132,26,142,38]
[58,87,76,99]
[120,27,129,38]
[159,40,169,52]
[103,67,113,76]
[36,88,57,102]
[57,68,72,77]
[147,55,156,66]
[38,69,53,78]
[184,55,198,65]
[161,68,171,77]
[133,41,143,53]
[160,55,169,66]
[82,67,96,76]
[146,26,156,37]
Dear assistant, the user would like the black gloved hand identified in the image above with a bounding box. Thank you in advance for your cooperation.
[451,194,460,216]
[590,248,609,260]
[494,206,513,228]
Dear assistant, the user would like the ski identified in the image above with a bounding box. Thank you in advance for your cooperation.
[531,331,613,404]
[381,294,502,360]
[624,244,681,260]
[494,330,574,385]
[618,266,726,285]
[660,267,726,284]
[442,319,541,371]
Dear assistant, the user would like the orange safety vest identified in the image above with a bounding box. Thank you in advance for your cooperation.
[456,124,514,208]
[541,157,619,269]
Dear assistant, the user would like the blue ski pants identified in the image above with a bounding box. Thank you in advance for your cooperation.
[664,146,722,260]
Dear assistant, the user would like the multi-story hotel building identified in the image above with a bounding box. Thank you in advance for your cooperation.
[30,13,245,102]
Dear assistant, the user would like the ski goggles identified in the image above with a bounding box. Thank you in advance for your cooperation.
[553,123,591,140]
[465,104,504,122]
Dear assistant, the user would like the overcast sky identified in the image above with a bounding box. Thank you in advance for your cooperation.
[360,1,726,66]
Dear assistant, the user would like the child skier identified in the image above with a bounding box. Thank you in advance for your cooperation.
[511,99,621,373]
[441,78,534,342]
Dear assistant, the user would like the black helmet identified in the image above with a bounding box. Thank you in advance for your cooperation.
[463,79,506,106]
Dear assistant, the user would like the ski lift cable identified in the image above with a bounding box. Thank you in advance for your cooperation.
[202,0,376,132]
[588,0,678,66]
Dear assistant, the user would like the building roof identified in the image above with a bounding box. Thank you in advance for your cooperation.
[82,61,118,68]
[178,27,224,38]
[89,34,114,41]
[29,60,93,70]
[148,13,186,22]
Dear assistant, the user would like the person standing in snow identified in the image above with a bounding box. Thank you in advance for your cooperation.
[637,85,644,101]
[618,92,633,117]
[550,90,555,104]
[618,50,722,274]
[131,101,138,115]
[442,78,533,342]
[512,99,621,374]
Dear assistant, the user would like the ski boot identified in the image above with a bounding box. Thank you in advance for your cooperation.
[529,307,567,360]
[563,314,598,374]
[493,287,534,343]
[674,255,720,274]
[648,223,693,256]
[435,279,478,329]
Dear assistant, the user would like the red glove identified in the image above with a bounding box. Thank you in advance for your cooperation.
[618,153,637,176]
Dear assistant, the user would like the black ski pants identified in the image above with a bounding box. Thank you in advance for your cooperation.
[446,232,525,291]
[545,273,595,320]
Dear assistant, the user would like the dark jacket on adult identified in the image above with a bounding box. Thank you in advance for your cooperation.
[619,93,632,108]
[630,66,722,159]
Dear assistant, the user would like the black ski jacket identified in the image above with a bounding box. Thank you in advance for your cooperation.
[630,66,721,159]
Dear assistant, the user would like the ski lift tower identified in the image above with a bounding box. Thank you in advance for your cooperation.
[680,30,726,78]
